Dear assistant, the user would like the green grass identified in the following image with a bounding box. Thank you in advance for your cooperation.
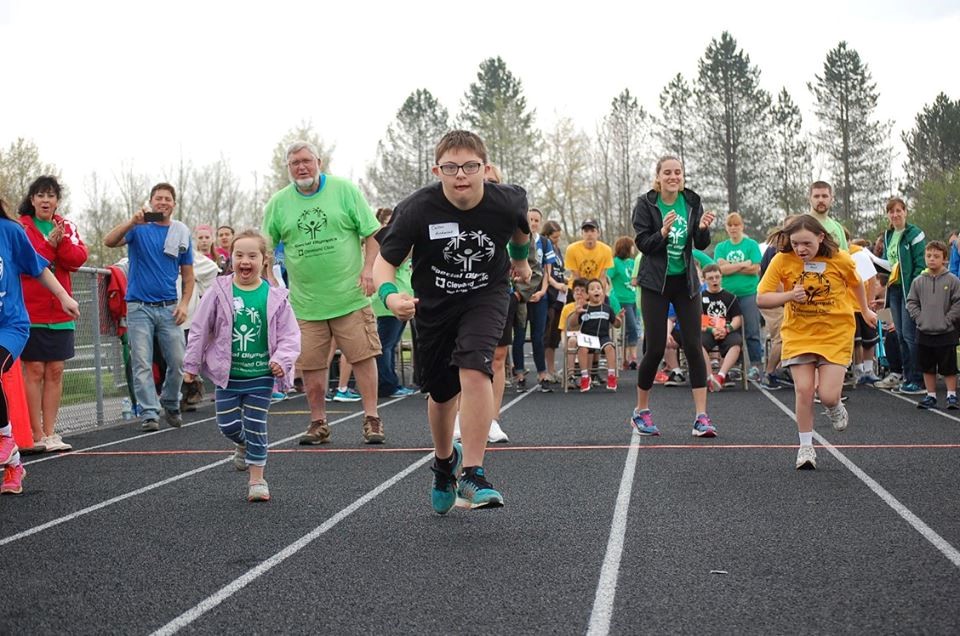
[61,369,128,407]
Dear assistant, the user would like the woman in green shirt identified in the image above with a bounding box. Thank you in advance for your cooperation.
[609,237,638,368]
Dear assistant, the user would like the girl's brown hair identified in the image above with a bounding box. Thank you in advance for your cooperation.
[768,215,838,258]
[614,236,635,259]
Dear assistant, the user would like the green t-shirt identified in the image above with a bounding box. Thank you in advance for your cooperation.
[692,249,714,268]
[31,217,75,330]
[262,178,380,320]
[231,281,270,379]
[608,256,636,305]
[657,192,688,276]
[715,236,762,297]
[887,229,904,286]
[807,212,849,251]
[372,258,414,318]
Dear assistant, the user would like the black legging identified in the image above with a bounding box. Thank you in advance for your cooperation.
[0,345,14,427]
[638,275,707,390]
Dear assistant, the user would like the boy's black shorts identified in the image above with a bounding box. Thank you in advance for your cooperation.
[701,330,742,356]
[917,343,958,376]
[855,313,879,347]
[415,291,510,403]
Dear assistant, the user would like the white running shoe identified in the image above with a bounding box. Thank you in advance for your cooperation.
[41,434,72,452]
[826,404,849,431]
[453,413,461,441]
[796,445,817,470]
[874,372,902,390]
[487,420,509,443]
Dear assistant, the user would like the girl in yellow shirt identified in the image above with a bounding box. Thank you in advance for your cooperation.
[758,216,877,470]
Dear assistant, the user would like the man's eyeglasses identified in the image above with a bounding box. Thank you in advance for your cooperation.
[288,158,317,168]
[438,161,483,176]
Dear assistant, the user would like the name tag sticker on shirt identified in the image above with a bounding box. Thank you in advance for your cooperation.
[576,332,601,350]
[429,223,459,240]
[803,262,826,274]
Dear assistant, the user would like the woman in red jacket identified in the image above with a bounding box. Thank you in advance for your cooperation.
[18,176,88,452]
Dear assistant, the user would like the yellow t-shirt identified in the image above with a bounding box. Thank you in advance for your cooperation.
[559,302,580,333]
[758,250,861,365]
[565,241,614,286]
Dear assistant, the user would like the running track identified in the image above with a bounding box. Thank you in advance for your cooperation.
[1,375,958,634]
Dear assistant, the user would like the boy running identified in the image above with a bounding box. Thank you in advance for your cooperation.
[373,130,531,513]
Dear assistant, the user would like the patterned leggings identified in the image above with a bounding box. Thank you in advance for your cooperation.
[215,376,274,467]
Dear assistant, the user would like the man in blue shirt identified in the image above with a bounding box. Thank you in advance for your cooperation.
[105,183,195,431]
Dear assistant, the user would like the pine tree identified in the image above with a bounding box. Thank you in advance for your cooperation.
[770,88,813,216]
[692,32,773,229]
[657,73,693,170]
[460,56,540,190]
[809,41,892,226]
[901,92,960,195]
[363,89,449,207]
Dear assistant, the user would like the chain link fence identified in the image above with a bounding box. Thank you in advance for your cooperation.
[57,266,131,433]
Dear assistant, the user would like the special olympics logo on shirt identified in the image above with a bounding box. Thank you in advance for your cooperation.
[443,231,496,272]
[297,207,328,240]
[706,300,727,318]
[797,272,831,304]
[726,249,745,263]
[668,216,687,245]
[233,307,263,352]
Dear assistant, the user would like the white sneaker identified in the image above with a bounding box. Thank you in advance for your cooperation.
[874,372,902,389]
[41,434,72,452]
[453,413,461,441]
[826,404,849,431]
[487,420,509,443]
[796,445,817,470]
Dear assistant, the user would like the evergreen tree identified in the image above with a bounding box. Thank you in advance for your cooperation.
[460,56,540,190]
[902,92,960,194]
[692,32,773,229]
[657,73,693,171]
[770,88,813,216]
[363,88,449,207]
[911,167,960,241]
[809,41,892,226]
[0,138,63,210]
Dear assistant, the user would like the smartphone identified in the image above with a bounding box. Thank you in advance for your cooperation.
[144,212,164,222]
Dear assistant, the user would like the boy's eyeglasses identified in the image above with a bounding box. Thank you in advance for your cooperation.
[438,161,483,176]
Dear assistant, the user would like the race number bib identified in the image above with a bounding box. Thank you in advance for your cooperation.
[576,332,601,350]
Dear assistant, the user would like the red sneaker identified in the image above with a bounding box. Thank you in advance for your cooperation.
[0,436,17,465]
[607,374,618,391]
[654,369,669,385]
[579,375,591,392]
[1,463,25,495]
[708,374,725,392]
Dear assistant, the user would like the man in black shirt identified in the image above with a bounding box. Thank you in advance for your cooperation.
[373,130,531,514]
[700,264,743,391]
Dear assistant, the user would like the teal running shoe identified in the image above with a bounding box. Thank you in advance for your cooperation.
[456,466,504,510]
[430,442,462,515]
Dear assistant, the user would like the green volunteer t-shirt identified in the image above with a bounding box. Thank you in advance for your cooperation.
[30,217,76,330]
[693,249,714,268]
[807,212,849,251]
[657,192,688,276]
[372,259,414,318]
[230,281,270,379]
[608,256,636,305]
[715,236,762,297]
[887,229,904,286]
[262,178,380,320]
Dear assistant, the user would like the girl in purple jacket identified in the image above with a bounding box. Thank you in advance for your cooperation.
[184,230,300,502]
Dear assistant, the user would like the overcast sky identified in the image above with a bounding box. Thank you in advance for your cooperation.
[2,0,958,211]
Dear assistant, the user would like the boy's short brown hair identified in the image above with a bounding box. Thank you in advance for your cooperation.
[702,263,721,275]
[572,278,589,291]
[435,130,487,164]
[926,240,949,259]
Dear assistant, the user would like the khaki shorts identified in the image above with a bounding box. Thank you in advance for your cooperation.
[298,306,382,371]
[759,306,784,347]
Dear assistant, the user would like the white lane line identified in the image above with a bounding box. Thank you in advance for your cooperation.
[874,387,960,424]
[0,398,405,547]
[151,390,535,635]
[587,430,641,636]
[757,384,960,569]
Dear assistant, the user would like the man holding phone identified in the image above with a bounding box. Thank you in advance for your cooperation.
[104,183,195,431]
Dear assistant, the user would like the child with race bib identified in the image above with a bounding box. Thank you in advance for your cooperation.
[758,216,876,470]
[184,230,300,501]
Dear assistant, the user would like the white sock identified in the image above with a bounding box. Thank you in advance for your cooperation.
[672,367,682,375]
[798,432,814,446]
[581,370,589,377]
[338,386,347,392]
[718,371,726,379]
[928,392,937,399]
[608,370,616,378]
[7,451,21,466]
[0,424,11,437]
[948,392,957,398]
[863,360,874,374]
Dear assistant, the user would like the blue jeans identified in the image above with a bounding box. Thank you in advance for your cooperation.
[621,302,639,346]
[127,301,185,420]
[377,315,406,396]
[888,284,920,384]
[513,295,548,374]
[737,293,763,366]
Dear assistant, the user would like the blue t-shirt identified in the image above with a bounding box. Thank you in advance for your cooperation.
[0,220,49,356]
[124,224,194,302]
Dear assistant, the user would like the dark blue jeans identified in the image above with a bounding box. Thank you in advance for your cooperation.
[377,315,406,396]
[888,283,920,384]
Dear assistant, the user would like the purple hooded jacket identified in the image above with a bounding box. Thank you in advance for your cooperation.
[184,275,301,391]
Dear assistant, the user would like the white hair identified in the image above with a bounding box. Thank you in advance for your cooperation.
[285,140,320,160]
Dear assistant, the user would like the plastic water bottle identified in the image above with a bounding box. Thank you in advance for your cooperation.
[121,398,133,421]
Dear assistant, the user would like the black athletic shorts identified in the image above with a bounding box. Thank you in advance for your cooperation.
[701,330,742,357]
[415,291,510,403]
[917,343,958,376]
[854,313,879,347]
[21,327,75,362]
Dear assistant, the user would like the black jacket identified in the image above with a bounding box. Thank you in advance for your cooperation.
[632,188,711,298]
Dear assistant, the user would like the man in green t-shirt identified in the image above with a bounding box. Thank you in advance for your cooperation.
[806,181,848,251]
[262,141,385,445]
